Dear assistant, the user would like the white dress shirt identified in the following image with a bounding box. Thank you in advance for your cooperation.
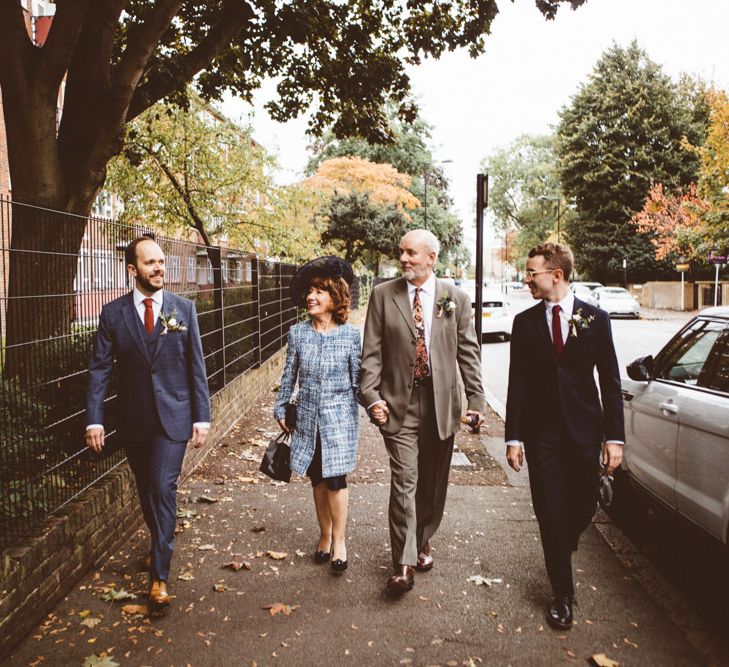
[87,288,209,433]
[506,291,622,448]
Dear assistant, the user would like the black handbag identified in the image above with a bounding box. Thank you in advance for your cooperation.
[260,431,292,482]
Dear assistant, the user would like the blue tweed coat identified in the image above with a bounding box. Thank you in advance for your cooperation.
[274,321,361,478]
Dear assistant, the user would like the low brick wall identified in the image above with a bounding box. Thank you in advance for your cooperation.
[0,348,286,660]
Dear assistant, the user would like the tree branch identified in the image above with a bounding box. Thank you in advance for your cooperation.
[126,0,254,121]
[136,141,211,246]
[112,0,184,114]
[0,0,35,95]
[37,0,90,89]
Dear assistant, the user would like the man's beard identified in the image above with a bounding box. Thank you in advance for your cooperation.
[401,266,429,281]
[136,273,164,293]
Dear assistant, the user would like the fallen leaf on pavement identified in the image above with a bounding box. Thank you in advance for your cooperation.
[590,654,620,667]
[177,508,198,519]
[266,550,287,560]
[198,544,216,551]
[262,603,299,616]
[79,609,92,619]
[80,617,101,629]
[100,588,136,602]
[467,575,503,587]
[223,561,251,572]
[196,495,218,503]
[623,638,638,649]
[121,604,149,616]
[213,583,230,592]
[82,654,119,667]
[251,526,266,533]
[178,572,195,581]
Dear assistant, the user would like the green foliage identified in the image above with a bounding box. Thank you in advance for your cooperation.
[107,93,276,249]
[557,42,709,282]
[320,192,410,273]
[306,106,463,270]
[481,133,572,268]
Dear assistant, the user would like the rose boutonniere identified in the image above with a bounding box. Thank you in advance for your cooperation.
[436,291,457,318]
[567,308,594,338]
[159,310,188,335]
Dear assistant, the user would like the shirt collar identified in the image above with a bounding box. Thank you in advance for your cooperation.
[406,273,436,296]
[544,290,574,316]
[133,287,163,307]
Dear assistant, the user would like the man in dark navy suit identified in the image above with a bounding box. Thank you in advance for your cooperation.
[505,243,624,631]
[86,237,210,610]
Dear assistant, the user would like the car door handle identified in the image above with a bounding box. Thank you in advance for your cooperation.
[621,389,633,402]
[659,402,678,415]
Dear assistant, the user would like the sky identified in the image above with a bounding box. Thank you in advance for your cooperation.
[223,0,728,248]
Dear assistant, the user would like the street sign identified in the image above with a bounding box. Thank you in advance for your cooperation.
[708,254,726,265]
[675,263,689,271]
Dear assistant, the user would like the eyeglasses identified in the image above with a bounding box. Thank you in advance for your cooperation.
[524,269,556,279]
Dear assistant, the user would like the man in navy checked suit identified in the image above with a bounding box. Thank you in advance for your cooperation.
[86,237,210,609]
[505,243,624,631]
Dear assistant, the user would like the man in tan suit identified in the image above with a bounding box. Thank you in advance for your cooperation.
[360,229,485,593]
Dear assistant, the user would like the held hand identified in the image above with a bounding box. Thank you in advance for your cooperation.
[85,428,105,454]
[466,410,484,428]
[191,425,209,449]
[506,444,523,472]
[277,418,291,434]
[370,401,389,426]
[603,442,623,475]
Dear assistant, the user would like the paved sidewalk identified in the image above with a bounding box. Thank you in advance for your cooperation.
[4,397,705,666]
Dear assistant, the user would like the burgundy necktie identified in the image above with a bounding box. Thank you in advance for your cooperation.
[143,298,154,334]
[413,288,429,379]
[552,304,563,357]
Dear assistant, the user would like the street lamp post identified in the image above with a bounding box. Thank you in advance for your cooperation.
[423,159,453,228]
[538,195,562,244]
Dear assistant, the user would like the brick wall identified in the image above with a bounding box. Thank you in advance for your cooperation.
[0,348,286,660]
[0,88,10,199]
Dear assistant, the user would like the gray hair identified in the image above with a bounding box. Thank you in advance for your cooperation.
[404,229,440,258]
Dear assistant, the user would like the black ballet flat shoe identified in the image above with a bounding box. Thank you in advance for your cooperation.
[330,558,348,575]
[314,550,331,565]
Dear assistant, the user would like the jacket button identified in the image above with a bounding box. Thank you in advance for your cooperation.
[407,383,412,389]
[409,361,414,367]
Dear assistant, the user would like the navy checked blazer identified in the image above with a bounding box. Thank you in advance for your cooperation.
[86,291,210,443]
[274,321,361,478]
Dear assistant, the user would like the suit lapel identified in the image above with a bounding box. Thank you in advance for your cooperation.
[151,291,170,363]
[392,279,416,339]
[430,278,445,344]
[121,292,152,364]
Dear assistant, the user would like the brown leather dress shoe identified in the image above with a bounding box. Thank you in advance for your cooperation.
[149,580,171,607]
[416,542,434,571]
[387,565,415,593]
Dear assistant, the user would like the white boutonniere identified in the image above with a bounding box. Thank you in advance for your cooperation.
[159,310,188,335]
[436,291,457,318]
[567,308,594,338]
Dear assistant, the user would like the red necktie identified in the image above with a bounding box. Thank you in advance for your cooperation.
[552,304,563,357]
[143,298,154,334]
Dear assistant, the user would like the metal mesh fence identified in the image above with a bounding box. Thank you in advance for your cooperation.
[0,198,299,548]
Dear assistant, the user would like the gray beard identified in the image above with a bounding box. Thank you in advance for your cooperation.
[401,267,430,282]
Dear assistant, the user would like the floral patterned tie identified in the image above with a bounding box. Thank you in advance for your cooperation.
[413,288,430,379]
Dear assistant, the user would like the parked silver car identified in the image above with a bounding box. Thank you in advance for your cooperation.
[620,307,729,544]
[591,287,640,318]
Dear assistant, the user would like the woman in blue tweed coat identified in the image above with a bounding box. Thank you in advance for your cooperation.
[274,257,361,575]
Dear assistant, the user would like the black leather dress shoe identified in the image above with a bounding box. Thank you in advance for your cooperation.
[314,550,331,564]
[331,558,348,575]
[386,565,415,593]
[546,596,574,630]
